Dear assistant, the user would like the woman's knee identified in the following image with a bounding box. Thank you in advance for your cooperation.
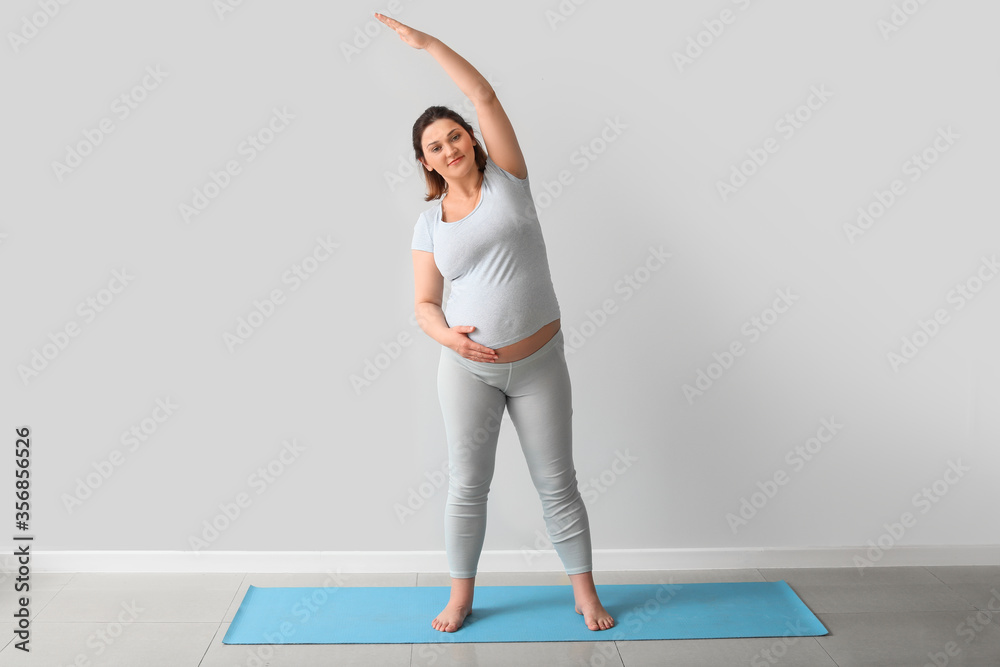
[446,469,493,500]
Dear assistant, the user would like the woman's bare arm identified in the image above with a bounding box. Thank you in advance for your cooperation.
[375,13,527,178]
[375,14,494,104]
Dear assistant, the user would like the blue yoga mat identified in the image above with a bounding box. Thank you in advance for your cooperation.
[223,581,827,644]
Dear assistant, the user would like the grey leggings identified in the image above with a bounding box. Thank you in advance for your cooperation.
[436,328,593,579]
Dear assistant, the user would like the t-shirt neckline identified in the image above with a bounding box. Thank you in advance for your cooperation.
[439,178,485,225]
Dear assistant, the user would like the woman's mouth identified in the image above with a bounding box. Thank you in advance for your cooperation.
[449,156,463,166]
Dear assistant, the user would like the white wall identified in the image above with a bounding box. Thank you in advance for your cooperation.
[2,0,998,569]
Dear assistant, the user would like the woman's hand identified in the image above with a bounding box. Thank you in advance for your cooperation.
[375,13,435,50]
[448,325,498,363]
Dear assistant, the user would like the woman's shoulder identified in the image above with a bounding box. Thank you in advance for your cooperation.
[418,198,443,221]
[483,153,529,186]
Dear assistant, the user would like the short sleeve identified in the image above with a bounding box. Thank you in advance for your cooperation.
[411,213,433,252]
[485,154,529,187]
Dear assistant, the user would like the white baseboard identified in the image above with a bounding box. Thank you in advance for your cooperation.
[12,545,1000,573]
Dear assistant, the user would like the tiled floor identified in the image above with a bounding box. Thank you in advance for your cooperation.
[1,566,999,666]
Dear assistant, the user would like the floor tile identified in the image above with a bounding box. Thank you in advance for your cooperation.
[408,640,624,667]
[201,622,412,667]
[943,583,1000,611]
[615,636,837,666]
[596,568,767,584]
[0,572,74,591]
[0,588,61,621]
[788,582,977,613]
[61,572,245,591]
[816,610,1000,667]
[926,566,1000,585]
[0,621,218,666]
[34,585,236,623]
[759,565,941,586]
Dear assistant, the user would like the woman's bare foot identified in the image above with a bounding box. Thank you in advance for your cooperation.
[432,576,475,632]
[575,597,615,630]
[568,571,614,630]
[431,600,471,632]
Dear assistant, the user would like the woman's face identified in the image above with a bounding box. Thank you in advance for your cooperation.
[419,119,476,180]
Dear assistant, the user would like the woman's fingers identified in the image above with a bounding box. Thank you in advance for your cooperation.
[373,12,428,48]
[375,13,409,37]
[458,345,496,362]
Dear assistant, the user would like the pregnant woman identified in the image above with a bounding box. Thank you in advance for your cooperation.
[376,12,614,633]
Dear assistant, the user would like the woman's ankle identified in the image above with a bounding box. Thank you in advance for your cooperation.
[449,575,475,604]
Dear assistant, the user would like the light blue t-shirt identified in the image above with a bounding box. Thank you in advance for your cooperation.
[411,155,561,350]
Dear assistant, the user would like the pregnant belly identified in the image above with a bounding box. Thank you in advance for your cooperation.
[493,319,561,363]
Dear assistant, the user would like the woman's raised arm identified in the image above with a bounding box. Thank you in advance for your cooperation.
[375,13,494,103]
[375,13,527,179]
